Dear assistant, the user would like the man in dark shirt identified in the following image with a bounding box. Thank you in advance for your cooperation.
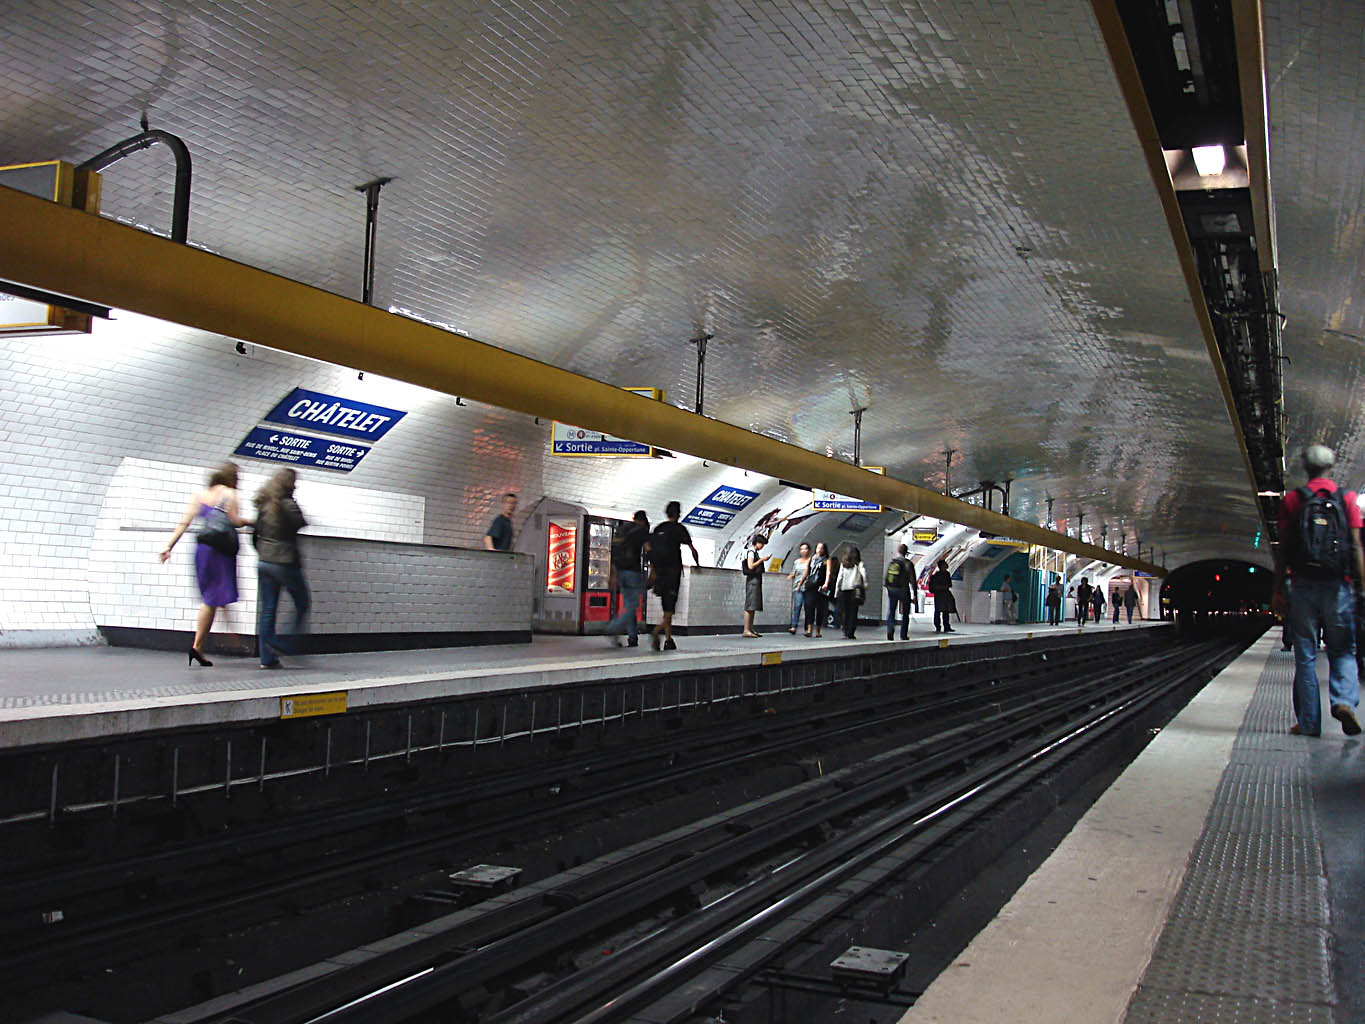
[1272,444,1364,737]
[649,500,700,651]
[483,493,517,551]
[1075,577,1093,626]
[928,559,954,634]
[605,510,650,648]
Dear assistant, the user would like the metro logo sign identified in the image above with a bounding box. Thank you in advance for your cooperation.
[699,485,759,511]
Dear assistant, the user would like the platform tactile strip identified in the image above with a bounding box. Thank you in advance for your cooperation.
[1123,651,1337,1021]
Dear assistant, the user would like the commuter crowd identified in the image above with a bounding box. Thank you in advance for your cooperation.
[163,467,1153,668]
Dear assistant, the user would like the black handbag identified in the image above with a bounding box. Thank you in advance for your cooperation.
[196,506,239,556]
[853,584,866,606]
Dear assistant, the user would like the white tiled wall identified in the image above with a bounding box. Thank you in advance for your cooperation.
[86,457,531,636]
[0,313,901,643]
[644,567,793,631]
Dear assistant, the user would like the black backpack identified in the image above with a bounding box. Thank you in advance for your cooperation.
[1291,486,1350,579]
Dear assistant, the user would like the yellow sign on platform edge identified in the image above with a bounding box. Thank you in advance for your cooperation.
[280,691,348,719]
[761,651,782,666]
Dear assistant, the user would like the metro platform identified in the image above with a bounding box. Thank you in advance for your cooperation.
[0,616,1160,750]
[900,634,1359,1024]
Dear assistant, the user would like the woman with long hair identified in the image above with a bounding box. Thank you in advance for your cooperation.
[253,468,311,669]
[805,542,833,638]
[160,462,249,666]
[835,545,866,639]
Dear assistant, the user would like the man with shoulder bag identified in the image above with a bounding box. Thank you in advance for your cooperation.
[1272,445,1365,737]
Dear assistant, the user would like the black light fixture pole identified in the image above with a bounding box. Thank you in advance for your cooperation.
[1076,510,1085,542]
[943,448,956,495]
[1045,495,1054,529]
[850,406,868,466]
[691,333,713,415]
[355,177,393,306]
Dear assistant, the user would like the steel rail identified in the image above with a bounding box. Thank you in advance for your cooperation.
[152,641,1169,1024]
[501,639,1245,1024]
[271,640,1224,1024]
[5,639,1144,987]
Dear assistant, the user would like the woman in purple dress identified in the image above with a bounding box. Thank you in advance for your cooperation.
[160,462,250,666]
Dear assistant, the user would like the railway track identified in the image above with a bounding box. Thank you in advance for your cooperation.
[3,632,1157,998]
[130,631,1251,1024]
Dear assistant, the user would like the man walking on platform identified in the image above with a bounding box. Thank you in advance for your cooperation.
[1273,445,1364,737]
[1075,577,1093,626]
[483,492,517,551]
[649,501,700,652]
[885,543,915,640]
[1124,585,1138,622]
[605,510,650,648]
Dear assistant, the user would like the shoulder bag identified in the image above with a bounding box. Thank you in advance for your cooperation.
[196,505,239,556]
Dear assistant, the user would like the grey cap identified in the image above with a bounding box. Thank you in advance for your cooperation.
[1302,444,1335,475]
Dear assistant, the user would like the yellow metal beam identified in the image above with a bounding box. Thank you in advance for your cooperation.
[0,184,1163,575]
[1230,0,1277,270]
[1089,0,1269,546]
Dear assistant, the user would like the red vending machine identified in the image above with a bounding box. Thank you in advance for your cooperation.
[580,515,627,632]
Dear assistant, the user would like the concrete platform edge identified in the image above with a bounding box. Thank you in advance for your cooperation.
[899,633,1274,1024]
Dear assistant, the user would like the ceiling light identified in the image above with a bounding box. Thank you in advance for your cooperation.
[1191,145,1225,176]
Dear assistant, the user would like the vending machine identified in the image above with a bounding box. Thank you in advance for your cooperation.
[520,500,634,635]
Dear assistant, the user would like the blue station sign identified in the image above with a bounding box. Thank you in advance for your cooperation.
[682,506,736,529]
[235,427,371,473]
[263,387,406,442]
[698,485,759,511]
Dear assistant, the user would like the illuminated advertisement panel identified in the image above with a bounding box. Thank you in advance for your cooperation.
[546,519,578,593]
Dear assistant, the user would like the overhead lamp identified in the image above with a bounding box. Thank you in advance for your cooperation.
[1191,145,1226,176]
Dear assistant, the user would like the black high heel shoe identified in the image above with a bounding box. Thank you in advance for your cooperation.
[187,647,213,667]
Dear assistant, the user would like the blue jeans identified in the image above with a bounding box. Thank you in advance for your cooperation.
[790,589,805,630]
[885,587,911,638]
[606,570,646,641]
[1290,577,1358,736]
[258,561,311,665]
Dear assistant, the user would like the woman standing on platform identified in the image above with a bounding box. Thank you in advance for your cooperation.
[160,461,249,666]
[253,468,311,670]
[787,542,812,634]
[741,535,768,638]
[835,546,867,639]
[805,542,832,638]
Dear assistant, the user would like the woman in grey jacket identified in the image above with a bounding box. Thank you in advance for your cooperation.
[254,468,311,669]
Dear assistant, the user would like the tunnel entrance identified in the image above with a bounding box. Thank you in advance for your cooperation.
[1160,558,1274,621]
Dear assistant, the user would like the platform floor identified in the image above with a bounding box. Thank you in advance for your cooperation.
[0,615,1158,748]
[901,634,1358,1023]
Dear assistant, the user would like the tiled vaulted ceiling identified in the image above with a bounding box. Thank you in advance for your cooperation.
[5,0,1352,568]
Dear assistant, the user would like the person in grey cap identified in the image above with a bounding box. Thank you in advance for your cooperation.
[1273,445,1365,737]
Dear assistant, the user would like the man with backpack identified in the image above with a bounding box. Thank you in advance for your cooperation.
[885,543,915,640]
[1273,445,1365,737]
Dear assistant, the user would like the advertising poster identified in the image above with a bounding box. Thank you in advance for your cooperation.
[547,519,578,592]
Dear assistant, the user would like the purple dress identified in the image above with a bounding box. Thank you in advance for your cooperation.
[193,504,238,606]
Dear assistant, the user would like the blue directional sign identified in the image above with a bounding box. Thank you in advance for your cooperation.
[698,485,759,511]
[263,387,405,442]
[682,506,736,529]
[235,427,371,473]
